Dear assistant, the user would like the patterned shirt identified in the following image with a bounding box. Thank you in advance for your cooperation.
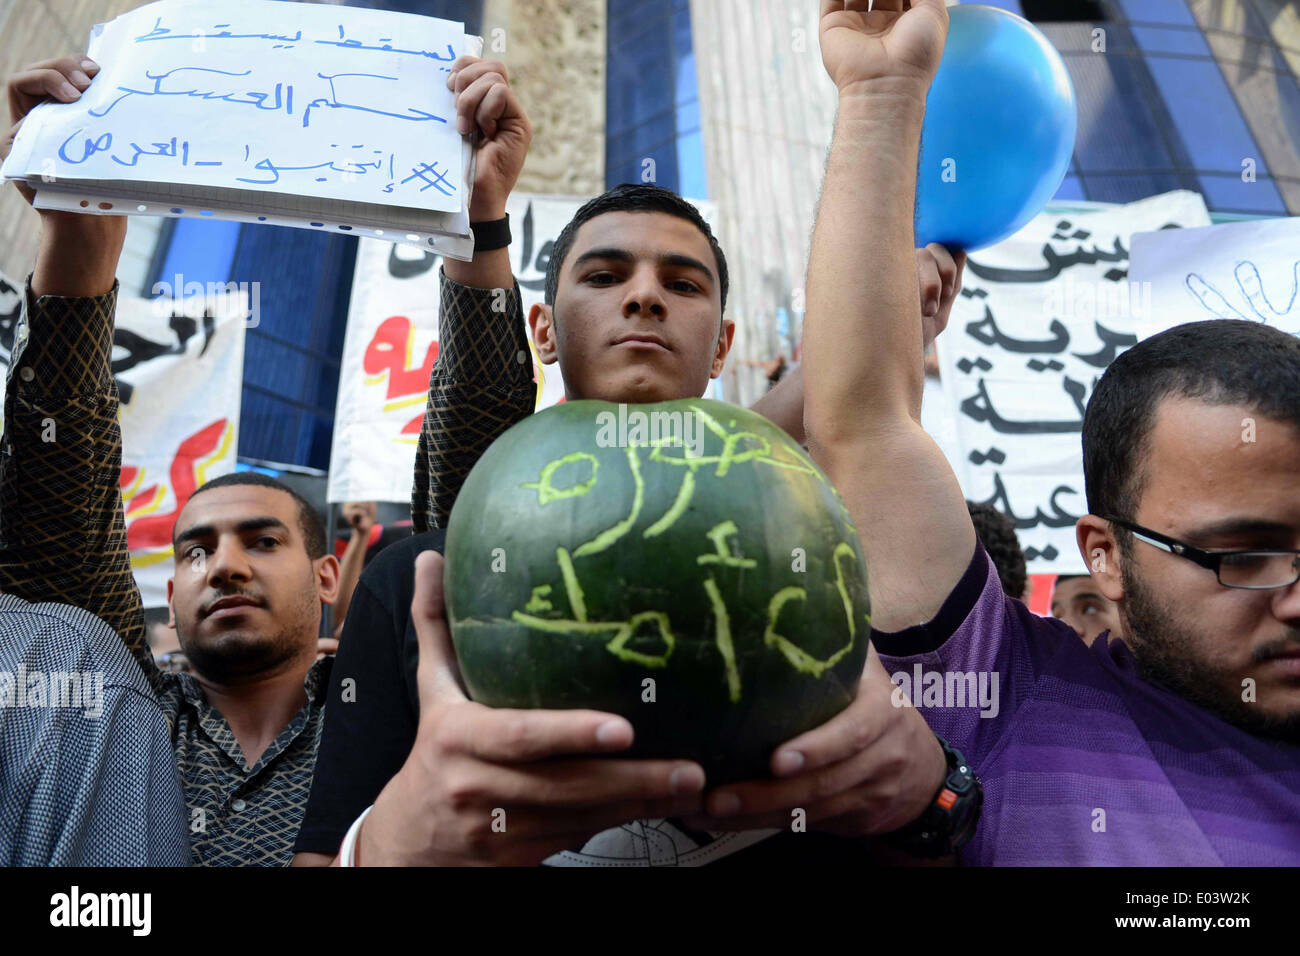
[0,277,328,867]
[0,592,190,866]
[411,269,534,531]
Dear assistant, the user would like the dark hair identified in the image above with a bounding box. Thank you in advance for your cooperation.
[180,472,328,560]
[545,183,729,317]
[967,501,1028,599]
[1082,320,1300,540]
[1053,574,1089,585]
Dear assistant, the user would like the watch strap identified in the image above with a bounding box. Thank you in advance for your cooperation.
[881,735,983,859]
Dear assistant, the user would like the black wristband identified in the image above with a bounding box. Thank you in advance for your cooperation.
[471,214,511,252]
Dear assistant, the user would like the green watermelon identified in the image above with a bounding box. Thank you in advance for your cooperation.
[445,398,871,783]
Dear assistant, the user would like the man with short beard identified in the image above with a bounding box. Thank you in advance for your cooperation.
[0,56,342,867]
[1091,366,1300,743]
[801,0,1300,864]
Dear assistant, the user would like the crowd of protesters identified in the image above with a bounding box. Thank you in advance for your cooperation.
[1,1,1296,867]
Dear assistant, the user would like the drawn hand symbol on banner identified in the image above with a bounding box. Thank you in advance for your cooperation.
[1186,260,1300,324]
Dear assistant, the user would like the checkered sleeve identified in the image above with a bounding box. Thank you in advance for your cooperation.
[0,277,155,684]
[410,268,536,532]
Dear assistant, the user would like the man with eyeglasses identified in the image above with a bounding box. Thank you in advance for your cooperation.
[823,310,1300,865]
[799,1,1299,865]
[1073,332,1300,747]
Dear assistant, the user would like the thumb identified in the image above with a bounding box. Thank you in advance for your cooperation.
[3,122,35,206]
[411,550,468,710]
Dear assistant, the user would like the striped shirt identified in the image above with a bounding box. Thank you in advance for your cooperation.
[874,544,1300,865]
[0,592,189,866]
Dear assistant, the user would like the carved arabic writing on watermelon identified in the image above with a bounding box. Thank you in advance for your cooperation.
[506,403,866,702]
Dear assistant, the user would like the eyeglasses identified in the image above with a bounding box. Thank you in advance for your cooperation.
[1106,517,1300,590]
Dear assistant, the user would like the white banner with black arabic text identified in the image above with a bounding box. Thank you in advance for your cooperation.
[935,190,1213,574]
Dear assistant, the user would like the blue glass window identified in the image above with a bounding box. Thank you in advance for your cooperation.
[1023,3,1291,215]
[1114,0,1197,27]
[607,0,706,197]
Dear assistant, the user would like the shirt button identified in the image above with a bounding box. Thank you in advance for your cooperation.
[18,367,34,382]
[231,798,247,812]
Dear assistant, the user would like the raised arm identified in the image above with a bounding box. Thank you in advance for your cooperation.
[0,265,151,675]
[410,55,537,531]
[410,268,535,531]
[802,1,975,632]
[0,56,155,676]
[330,501,376,641]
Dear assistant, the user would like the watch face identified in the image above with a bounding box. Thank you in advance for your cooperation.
[949,770,976,794]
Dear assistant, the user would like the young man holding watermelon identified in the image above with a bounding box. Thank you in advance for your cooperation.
[801,0,1300,864]
[294,38,976,864]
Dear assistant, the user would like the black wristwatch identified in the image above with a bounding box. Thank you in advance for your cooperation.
[882,735,982,859]
[471,214,511,252]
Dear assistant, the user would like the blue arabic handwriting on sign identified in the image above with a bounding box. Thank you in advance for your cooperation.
[301,72,447,129]
[134,17,459,62]
[88,67,288,119]
[20,0,465,212]
[314,23,458,62]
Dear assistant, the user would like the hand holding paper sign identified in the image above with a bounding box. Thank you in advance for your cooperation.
[4,56,98,206]
[2,0,482,257]
[447,56,532,222]
[3,54,125,296]
[442,56,533,291]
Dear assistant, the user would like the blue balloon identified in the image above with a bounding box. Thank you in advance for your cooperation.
[915,4,1077,252]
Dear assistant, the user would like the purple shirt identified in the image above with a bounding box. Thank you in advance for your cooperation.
[874,545,1300,865]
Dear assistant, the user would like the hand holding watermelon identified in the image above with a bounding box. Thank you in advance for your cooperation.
[356,551,707,866]
[681,644,948,837]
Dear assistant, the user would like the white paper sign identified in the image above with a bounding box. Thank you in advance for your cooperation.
[3,0,467,212]
[935,191,1213,573]
[1130,216,1300,339]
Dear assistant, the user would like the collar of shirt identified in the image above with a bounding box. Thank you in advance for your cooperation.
[173,656,332,773]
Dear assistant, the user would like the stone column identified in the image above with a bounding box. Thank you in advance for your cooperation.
[482,0,606,198]
[689,0,838,406]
